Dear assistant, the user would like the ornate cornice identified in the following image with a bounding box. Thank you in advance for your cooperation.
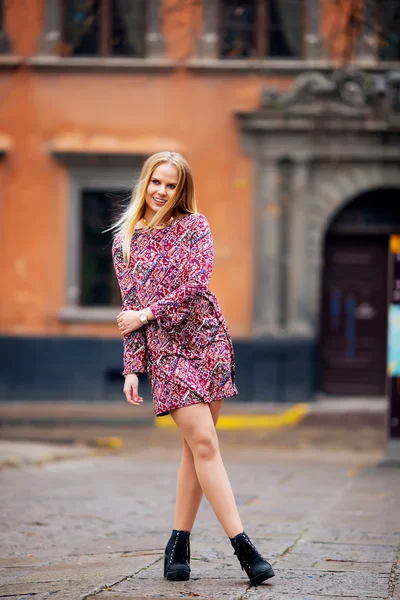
[254,68,400,123]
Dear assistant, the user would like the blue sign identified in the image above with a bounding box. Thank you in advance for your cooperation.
[388,304,400,376]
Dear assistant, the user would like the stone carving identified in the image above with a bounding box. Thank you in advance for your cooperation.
[261,88,281,106]
[261,68,371,113]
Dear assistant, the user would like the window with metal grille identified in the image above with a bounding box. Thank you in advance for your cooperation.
[220,0,305,59]
[60,0,146,57]
[379,0,400,60]
[80,189,121,307]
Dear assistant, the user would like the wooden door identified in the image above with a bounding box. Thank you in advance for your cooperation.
[320,236,389,396]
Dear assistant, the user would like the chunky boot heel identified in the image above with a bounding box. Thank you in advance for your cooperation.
[230,531,275,585]
[164,529,191,581]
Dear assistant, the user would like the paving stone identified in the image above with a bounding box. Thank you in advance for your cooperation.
[302,527,399,546]
[0,449,398,600]
[250,569,388,598]
[190,533,293,563]
[0,596,51,600]
[90,596,232,600]
[277,541,396,573]
[0,553,155,586]
[0,582,62,596]
[393,566,400,599]
[97,577,251,599]
[281,558,392,573]
[133,559,241,581]
[92,591,245,600]
[205,520,306,537]
[249,596,383,600]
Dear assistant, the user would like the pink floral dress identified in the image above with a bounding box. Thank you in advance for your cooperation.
[112,212,238,416]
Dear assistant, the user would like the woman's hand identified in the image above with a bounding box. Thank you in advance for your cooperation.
[123,374,143,406]
[116,310,142,335]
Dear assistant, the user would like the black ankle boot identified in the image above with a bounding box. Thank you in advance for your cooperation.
[230,531,275,585]
[164,529,191,581]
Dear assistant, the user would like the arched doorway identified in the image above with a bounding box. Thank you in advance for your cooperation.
[319,188,400,396]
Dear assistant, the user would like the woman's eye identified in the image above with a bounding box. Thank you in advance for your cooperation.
[152,179,159,184]
[168,185,176,189]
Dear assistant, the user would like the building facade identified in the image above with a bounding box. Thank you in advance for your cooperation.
[0,0,399,402]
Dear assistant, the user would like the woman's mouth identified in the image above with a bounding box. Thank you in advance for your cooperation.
[153,197,167,206]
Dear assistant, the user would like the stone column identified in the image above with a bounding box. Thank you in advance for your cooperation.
[356,0,378,63]
[304,165,325,336]
[287,159,312,334]
[304,0,327,60]
[196,0,219,58]
[146,0,166,58]
[276,157,294,331]
[38,0,61,54]
[252,160,281,336]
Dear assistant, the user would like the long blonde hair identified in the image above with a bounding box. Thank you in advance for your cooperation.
[112,151,197,264]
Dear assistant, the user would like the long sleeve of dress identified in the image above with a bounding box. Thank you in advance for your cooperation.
[149,214,213,331]
[122,329,146,376]
[112,237,147,375]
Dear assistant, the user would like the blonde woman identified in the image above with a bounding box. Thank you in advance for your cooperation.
[112,152,274,586]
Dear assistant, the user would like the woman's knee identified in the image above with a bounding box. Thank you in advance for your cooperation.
[190,430,219,461]
[171,403,219,460]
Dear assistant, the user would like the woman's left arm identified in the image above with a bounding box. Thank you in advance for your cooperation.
[148,214,213,331]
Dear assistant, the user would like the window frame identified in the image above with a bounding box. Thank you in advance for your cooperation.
[378,0,400,61]
[36,0,167,65]
[59,165,142,323]
[218,0,307,60]
[79,188,123,309]
[59,0,147,58]
[0,0,12,55]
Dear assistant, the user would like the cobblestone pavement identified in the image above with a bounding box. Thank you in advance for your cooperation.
[0,438,399,600]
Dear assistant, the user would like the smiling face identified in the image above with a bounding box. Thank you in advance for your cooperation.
[145,162,179,221]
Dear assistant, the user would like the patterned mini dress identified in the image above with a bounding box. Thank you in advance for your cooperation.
[112,212,238,416]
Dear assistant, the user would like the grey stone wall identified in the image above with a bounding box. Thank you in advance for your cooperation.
[236,77,400,339]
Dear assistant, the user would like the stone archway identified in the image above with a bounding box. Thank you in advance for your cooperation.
[307,165,400,334]
[317,187,400,395]
[237,71,400,339]
[236,70,400,400]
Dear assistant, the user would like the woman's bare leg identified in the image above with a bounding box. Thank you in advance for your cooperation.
[173,400,224,531]
[170,402,243,539]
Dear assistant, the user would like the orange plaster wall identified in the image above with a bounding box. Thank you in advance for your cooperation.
[321,0,365,64]
[0,1,296,339]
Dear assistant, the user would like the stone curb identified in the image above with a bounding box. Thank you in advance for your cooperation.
[0,441,91,469]
[0,398,387,427]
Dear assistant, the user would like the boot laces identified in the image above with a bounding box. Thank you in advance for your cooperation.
[234,535,265,570]
[169,531,190,566]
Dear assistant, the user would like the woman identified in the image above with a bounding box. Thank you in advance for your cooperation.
[112,151,275,586]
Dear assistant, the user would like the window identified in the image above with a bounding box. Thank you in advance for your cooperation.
[220,0,305,59]
[379,0,400,61]
[80,189,121,307]
[0,0,11,54]
[60,0,146,57]
[57,165,142,320]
